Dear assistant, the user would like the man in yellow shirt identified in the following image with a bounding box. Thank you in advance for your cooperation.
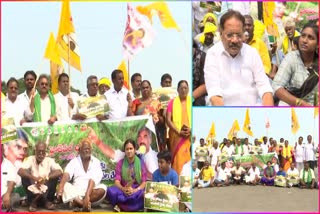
[198,161,214,188]
[244,15,271,76]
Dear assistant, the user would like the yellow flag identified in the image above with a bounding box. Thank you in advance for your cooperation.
[243,109,254,137]
[50,62,64,94]
[44,32,63,66]
[291,108,300,134]
[314,107,319,118]
[263,2,279,37]
[206,122,216,143]
[136,2,180,31]
[117,60,130,90]
[227,120,240,140]
[57,0,81,71]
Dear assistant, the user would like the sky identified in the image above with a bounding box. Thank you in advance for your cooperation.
[1,1,191,93]
[193,107,319,146]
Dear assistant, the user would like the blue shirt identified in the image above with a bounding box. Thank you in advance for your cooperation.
[276,171,286,177]
[152,168,179,186]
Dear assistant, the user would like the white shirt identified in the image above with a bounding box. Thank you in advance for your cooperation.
[217,167,231,181]
[105,87,129,119]
[261,143,269,154]
[1,158,16,197]
[39,95,52,123]
[243,144,251,155]
[295,144,304,163]
[287,168,299,177]
[65,155,103,189]
[5,96,33,126]
[18,91,32,106]
[209,147,221,166]
[304,143,316,161]
[54,91,79,121]
[192,167,200,180]
[180,160,191,178]
[204,42,273,106]
[222,145,234,157]
[21,156,62,178]
[248,167,260,178]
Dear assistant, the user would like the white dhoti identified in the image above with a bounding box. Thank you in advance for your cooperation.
[245,174,260,183]
[62,182,106,206]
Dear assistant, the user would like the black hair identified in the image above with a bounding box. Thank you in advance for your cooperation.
[58,73,69,83]
[157,150,171,162]
[123,139,137,151]
[131,73,142,84]
[24,70,37,80]
[219,10,245,31]
[161,73,172,83]
[177,80,188,89]
[6,77,19,88]
[111,69,123,80]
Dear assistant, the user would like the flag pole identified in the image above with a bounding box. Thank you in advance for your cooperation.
[67,34,71,117]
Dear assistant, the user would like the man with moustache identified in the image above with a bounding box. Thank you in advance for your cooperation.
[204,10,273,106]
[18,70,37,109]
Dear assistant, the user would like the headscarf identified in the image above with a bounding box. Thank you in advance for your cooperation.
[98,77,111,88]
[202,12,217,26]
[199,22,217,44]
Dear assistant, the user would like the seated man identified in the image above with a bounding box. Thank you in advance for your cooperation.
[300,162,316,189]
[198,160,214,188]
[286,162,300,187]
[191,162,200,188]
[274,166,287,187]
[152,151,179,186]
[244,163,260,185]
[214,162,231,186]
[231,161,246,184]
[1,148,19,212]
[57,138,106,211]
[18,142,62,212]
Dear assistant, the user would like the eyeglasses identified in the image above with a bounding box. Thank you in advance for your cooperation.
[224,32,243,40]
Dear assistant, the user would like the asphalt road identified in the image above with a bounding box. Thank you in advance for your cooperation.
[193,185,319,212]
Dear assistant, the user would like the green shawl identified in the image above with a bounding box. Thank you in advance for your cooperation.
[34,91,56,122]
[121,155,142,185]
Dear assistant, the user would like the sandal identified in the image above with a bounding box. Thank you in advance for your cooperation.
[29,205,37,212]
[45,201,56,210]
[114,205,121,212]
[82,202,91,212]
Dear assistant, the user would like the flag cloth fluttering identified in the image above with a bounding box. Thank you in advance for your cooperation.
[265,117,270,129]
[243,109,253,136]
[118,60,130,90]
[227,120,240,140]
[136,2,180,31]
[291,108,300,134]
[44,32,64,94]
[314,107,319,118]
[123,3,155,60]
[57,0,81,71]
[206,122,216,144]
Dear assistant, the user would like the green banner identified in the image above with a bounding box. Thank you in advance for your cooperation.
[77,95,110,118]
[17,115,157,186]
[219,153,276,170]
[1,117,17,143]
[144,181,179,212]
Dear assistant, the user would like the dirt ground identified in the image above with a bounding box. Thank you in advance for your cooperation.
[193,185,319,212]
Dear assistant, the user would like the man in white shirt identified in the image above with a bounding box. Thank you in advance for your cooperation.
[294,136,305,172]
[243,138,251,155]
[204,10,273,106]
[209,141,221,175]
[30,74,57,124]
[260,136,269,155]
[73,75,108,121]
[214,162,231,186]
[222,139,234,157]
[195,138,208,170]
[130,73,142,99]
[18,142,63,212]
[5,78,33,126]
[287,162,300,187]
[245,163,260,185]
[57,139,106,212]
[54,73,79,121]
[1,152,19,212]
[18,70,37,111]
[105,70,131,120]
[304,135,316,170]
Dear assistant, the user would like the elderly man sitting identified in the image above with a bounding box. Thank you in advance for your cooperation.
[18,142,63,212]
[57,138,106,212]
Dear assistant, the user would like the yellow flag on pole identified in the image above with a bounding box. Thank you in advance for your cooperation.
[291,108,300,134]
[136,2,180,31]
[50,63,64,94]
[227,120,240,140]
[117,60,130,90]
[263,2,279,37]
[206,122,216,143]
[314,107,319,118]
[57,0,81,71]
[44,32,63,66]
[243,109,254,136]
